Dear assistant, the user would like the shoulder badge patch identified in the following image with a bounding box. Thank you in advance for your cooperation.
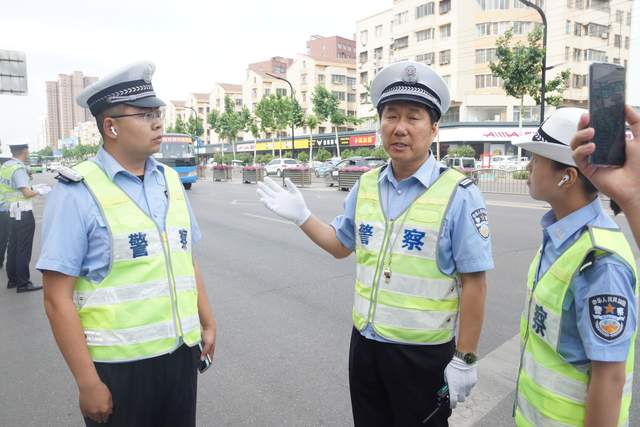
[459,178,474,188]
[471,208,490,239]
[589,294,628,341]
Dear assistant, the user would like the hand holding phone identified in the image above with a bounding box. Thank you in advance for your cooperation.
[198,343,212,374]
[588,62,626,167]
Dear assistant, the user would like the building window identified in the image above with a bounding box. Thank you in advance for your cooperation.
[416,28,435,42]
[475,74,502,88]
[234,98,242,108]
[347,77,356,88]
[587,23,608,38]
[331,74,346,85]
[416,52,435,65]
[613,58,621,65]
[441,106,459,123]
[625,37,630,50]
[332,91,346,101]
[513,0,543,7]
[359,51,368,64]
[394,36,409,50]
[264,88,271,97]
[439,50,451,65]
[252,88,257,98]
[347,93,356,103]
[512,21,533,35]
[574,22,582,36]
[573,48,582,62]
[566,20,571,35]
[513,106,540,122]
[360,92,369,104]
[476,0,509,11]
[475,48,497,64]
[374,47,383,60]
[439,0,451,14]
[477,21,510,36]
[614,35,621,48]
[616,10,624,23]
[360,30,368,45]
[273,65,286,74]
[627,12,632,26]
[467,106,506,121]
[276,88,287,96]
[439,24,451,39]
[360,71,368,85]
[375,25,383,37]
[416,2,435,18]
[301,74,307,85]
[572,74,587,89]
[565,46,570,61]
[392,11,408,26]
[575,0,584,9]
[317,74,325,83]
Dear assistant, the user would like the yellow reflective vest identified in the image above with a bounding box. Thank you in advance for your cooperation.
[353,166,466,344]
[515,226,637,427]
[0,162,28,204]
[72,160,201,362]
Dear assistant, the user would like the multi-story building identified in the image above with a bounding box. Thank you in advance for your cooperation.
[45,71,97,149]
[208,83,243,144]
[243,56,293,117]
[307,35,357,61]
[356,0,633,154]
[72,121,101,146]
[164,100,188,131]
[186,92,211,143]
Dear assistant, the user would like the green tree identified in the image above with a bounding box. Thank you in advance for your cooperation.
[185,115,204,139]
[315,148,332,162]
[341,149,356,159]
[371,146,389,160]
[174,116,187,134]
[255,95,278,156]
[305,114,319,163]
[312,85,342,157]
[297,151,309,163]
[35,146,53,157]
[273,95,295,158]
[447,145,476,158]
[489,26,570,156]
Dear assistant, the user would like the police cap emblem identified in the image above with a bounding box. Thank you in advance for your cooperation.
[402,65,418,84]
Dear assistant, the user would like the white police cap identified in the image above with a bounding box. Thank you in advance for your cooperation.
[370,61,450,120]
[76,61,165,116]
[513,107,587,167]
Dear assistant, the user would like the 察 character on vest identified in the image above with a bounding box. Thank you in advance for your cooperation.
[256,61,494,427]
[571,105,640,252]
[512,108,638,427]
[37,61,217,427]
[1,143,47,292]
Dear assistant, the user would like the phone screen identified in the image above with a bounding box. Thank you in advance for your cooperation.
[588,63,626,166]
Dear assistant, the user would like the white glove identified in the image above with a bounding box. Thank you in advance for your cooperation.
[256,177,311,226]
[444,356,478,409]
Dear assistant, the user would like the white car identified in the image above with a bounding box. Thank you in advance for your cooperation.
[264,158,300,176]
[490,155,517,170]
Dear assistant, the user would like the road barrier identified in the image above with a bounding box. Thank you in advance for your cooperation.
[470,168,529,195]
[283,168,312,187]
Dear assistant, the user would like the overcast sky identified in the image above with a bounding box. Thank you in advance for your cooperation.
[0,0,638,155]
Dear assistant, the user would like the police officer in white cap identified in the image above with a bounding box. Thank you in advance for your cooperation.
[512,108,637,427]
[37,62,216,426]
[257,61,493,426]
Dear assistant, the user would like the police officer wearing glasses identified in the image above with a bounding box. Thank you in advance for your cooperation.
[37,61,216,426]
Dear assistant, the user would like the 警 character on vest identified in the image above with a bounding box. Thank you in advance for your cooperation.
[256,60,494,426]
[37,61,216,427]
[513,108,637,427]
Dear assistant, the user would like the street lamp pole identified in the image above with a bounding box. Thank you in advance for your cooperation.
[266,72,295,158]
[519,0,547,124]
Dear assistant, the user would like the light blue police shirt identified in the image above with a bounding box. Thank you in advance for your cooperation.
[331,153,494,343]
[535,197,636,363]
[0,158,30,212]
[36,148,202,282]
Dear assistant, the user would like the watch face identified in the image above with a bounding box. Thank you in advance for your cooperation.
[464,353,477,364]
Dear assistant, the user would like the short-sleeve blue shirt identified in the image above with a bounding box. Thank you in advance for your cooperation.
[535,198,636,364]
[36,148,202,282]
[331,153,494,343]
[0,158,30,212]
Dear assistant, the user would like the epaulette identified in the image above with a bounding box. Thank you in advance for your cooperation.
[459,178,474,188]
[54,166,84,184]
[439,166,448,175]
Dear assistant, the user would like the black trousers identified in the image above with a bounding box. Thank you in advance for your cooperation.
[348,328,455,427]
[85,344,200,427]
[0,211,9,267]
[6,210,34,287]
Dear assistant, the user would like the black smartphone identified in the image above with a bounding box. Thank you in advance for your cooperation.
[198,343,212,374]
[588,62,626,167]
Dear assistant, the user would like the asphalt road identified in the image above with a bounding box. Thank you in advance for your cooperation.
[1,172,639,426]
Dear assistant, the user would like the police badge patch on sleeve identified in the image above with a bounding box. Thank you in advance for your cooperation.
[470,208,490,239]
[589,294,628,341]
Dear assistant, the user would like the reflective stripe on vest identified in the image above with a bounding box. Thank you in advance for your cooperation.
[72,160,200,362]
[0,163,28,203]
[515,226,638,427]
[353,166,465,344]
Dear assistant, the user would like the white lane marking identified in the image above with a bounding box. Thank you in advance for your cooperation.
[242,213,294,225]
[231,199,262,205]
[449,334,520,426]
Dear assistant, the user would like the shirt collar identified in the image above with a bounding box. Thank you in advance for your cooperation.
[541,197,604,249]
[10,158,25,166]
[378,152,437,189]
[95,147,164,182]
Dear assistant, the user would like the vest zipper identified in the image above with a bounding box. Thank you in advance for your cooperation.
[160,230,184,338]
[368,217,394,326]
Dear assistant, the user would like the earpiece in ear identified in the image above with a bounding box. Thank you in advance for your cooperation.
[557,175,570,187]
[110,126,118,136]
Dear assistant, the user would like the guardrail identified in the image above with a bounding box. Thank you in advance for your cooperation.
[470,168,529,195]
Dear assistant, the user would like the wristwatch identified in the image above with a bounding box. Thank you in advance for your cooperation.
[454,350,478,365]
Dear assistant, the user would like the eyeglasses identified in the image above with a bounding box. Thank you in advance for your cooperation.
[110,110,164,122]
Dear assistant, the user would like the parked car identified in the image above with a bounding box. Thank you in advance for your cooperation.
[490,155,517,170]
[264,158,300,176]
[323,157,387,187]
[314,159,340,178]
[444,157,476,174]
